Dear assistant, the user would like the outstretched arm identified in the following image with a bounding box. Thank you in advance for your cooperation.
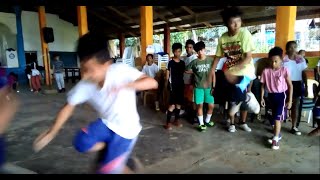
[33,103,75,152]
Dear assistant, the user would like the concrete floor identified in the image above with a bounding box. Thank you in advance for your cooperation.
[4,83,320,174]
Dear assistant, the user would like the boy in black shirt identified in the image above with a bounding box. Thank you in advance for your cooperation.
[165,43,185,130]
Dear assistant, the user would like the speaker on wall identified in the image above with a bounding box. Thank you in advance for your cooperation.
[43,27,54,43]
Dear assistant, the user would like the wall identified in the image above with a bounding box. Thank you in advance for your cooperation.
[0,12,17,66]
[21,11,78,67]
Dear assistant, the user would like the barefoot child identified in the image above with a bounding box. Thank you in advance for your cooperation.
[33,32,158,174]
[260,47,293,150]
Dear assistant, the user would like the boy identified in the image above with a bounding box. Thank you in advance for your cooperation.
[33,32,158,174]
[183,39,198,123]
[211,6,255,133]
[142,54,160,111]
[164,43,185,130]
[186,41,215,132]
[283,41,308,135]
[52,54,66,93]
[260,47,293,150]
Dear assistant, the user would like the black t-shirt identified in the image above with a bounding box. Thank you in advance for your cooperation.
[167,59,185,85]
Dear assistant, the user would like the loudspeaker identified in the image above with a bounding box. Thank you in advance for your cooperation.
[43,27,54,43]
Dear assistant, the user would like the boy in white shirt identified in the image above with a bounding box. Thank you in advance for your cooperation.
[33,32,158,174]
[142,54,160,111]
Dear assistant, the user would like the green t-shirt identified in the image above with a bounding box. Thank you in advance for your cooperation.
[187,57,214,88]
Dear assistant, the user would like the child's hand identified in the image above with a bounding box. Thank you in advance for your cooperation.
[286,101,292,110]
[33,129,56,152]
[210,87,215,95]
[261,99,266,107]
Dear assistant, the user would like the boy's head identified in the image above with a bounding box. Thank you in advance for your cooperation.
[298,49,306,57]
[185,39,195,55]
[146,54,154,65]
[77,32,112,84]
[285,41,297,55]
[172,43,182,58]
[220,6,243,34]
[268,46,283,69]
[194,41,206,58]
[53,54,60,61]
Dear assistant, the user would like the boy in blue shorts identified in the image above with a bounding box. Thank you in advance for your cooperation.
[33,32,158,174]
[261,47,293,150]
[186,41,215,132]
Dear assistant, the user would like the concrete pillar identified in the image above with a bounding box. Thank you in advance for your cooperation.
[275,6,297,52]
[140,6,153,65]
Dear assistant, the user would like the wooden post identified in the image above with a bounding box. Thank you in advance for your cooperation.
[119,33,125,58]
[77,6,88,36]
[140,6,153,65]
[275,6,297,52]
[163,24,170,55]
[38,6,51,86]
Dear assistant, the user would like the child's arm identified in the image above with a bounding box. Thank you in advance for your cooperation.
[260,83,265,107]
[33,103,75,152]
[121,75,158,91]
[285,75,293,109]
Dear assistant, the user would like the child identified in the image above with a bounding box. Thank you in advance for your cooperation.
[33,32,158,174]
[142,54,160,111]
[164,43,185,130]
[283,41,308,135]
[7,72,19,93]
[52,54,66,93]
[186,41,215,132]
[211,7,255,133]
[260,47,293,150]
[183,39,198,123]
[30,60,42,93]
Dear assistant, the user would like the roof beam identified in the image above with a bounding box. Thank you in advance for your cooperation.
[106,6,137,24]
[152,10,184,32]
[181,6,213,28]
[88,9,136,37]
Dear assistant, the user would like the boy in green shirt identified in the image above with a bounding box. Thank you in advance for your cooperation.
[186,41,215,132]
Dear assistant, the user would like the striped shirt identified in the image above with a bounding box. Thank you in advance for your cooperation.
[53,60,64,73]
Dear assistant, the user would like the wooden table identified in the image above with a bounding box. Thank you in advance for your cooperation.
[64,67,81,83]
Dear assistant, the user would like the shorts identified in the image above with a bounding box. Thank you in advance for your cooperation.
[194,88,214,105]
[168,83,184,105]
[229,101,249,116]
[184,84,194,102]
[292,81,303,98]
[268,92,287,121]
[0,136,5,167]
[73,119,137,174]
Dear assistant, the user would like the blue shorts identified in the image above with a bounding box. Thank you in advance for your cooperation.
[73,119,137,174]
[0,136,5,167]
[268,92,287,122]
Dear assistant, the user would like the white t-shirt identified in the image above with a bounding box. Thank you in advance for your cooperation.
[283,58,308,81]
[67,63,144,139]
[142,63,159,78]
[183,54,198,84]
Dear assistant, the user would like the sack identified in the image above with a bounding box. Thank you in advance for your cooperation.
[246,92,260,114]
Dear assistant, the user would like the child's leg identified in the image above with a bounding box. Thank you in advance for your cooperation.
[73,119,136,174]
[55,73,62,90]
[35,75,41,90]
[31,76,36,91]
[204,88,215,126]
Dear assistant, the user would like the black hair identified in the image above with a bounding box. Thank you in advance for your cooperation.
[298,49,305,54]
[53,54,60,58]
[220,6,243,25]
[194,41,206,52]
[268,46,283,59]
[172,43,182,52]
[146,54,153,59]
[77,31,111,64]
[285,41,297,51]
[185,39,195,47]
